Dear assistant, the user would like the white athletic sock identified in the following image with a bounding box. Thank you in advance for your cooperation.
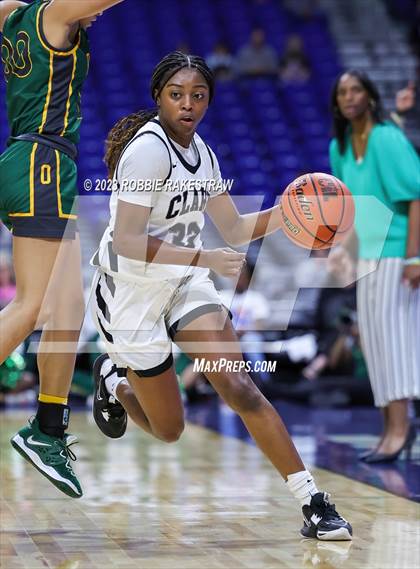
[100,357,114,379]
[103,365,128,402]
[286,470,319,506]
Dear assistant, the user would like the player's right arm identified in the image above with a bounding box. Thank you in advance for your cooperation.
[111,135,244,277]
[0,1,26,32]
[44,0,125,24]
[41,1,125,55]
[113,200,244,278]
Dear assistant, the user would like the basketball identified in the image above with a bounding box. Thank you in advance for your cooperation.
[279,172,355,250]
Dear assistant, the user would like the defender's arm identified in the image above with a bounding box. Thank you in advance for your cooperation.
[0,1,27,32]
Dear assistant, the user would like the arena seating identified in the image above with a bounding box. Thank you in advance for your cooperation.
[0,0,341,207]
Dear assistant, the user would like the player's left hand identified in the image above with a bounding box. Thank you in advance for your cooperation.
[402,264,420,288]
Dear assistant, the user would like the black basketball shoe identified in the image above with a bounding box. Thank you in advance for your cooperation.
[93,354,127,439]
[301,492,352,541]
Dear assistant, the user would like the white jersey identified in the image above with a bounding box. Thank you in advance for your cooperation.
[92,118,225,282]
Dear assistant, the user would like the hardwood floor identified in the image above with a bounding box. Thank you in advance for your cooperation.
[1,412,419,568]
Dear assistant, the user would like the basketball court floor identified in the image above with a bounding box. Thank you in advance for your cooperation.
[1,403,419,569]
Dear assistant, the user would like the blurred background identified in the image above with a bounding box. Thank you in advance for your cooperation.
[0,0,419,498]
[1,0,419,199]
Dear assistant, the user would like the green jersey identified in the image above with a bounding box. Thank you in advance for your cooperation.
[1,0,90,145]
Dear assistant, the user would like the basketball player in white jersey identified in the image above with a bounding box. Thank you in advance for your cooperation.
[90,51,352,541]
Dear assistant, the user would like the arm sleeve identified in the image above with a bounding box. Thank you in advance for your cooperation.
[329,139,343,179]
[117,134,171,208]
[374,124,420,203]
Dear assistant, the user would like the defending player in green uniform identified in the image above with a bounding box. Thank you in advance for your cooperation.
[0,0,125,498]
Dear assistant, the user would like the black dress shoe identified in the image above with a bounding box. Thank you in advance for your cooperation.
[359,448,378,461]
[359,436,384,460]
[364,425,416,464]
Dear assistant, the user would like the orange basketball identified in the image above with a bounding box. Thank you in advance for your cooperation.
[279,172,355,250]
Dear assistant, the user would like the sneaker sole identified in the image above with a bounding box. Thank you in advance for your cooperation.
[317,527,352,541]
[92,354,127,439]
[10,434,82,499]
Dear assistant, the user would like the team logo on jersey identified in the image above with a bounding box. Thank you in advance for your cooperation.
[1,31,33,81]
[166,188,208,220]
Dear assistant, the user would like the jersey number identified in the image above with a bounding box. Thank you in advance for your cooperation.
[1,32,32,82]
[169,222,200,248]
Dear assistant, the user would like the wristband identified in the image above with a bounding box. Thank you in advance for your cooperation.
[403,257,420,266]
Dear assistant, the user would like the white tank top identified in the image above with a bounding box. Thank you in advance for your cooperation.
[92,118,225,282]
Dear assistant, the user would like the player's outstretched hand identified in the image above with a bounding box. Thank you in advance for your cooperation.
[203,248,246,278]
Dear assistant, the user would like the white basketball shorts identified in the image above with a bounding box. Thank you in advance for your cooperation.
[91,268,228,376]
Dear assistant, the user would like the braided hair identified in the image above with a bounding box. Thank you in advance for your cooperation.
[104,51,215,177]
[331,69,384,154]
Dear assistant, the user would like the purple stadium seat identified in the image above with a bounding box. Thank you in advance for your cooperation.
[0,0,341,199]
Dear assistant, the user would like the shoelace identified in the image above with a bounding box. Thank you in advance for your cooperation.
[28,418,78,470]
[65,438,78,462]
[322,501,341,521]
[310,493,341,522]
[48,438,78,472]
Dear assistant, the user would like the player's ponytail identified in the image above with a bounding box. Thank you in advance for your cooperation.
[105,51,214,178]
[104,109,157,178]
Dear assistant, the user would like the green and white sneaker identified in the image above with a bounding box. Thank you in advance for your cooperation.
[10,418,83,498]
